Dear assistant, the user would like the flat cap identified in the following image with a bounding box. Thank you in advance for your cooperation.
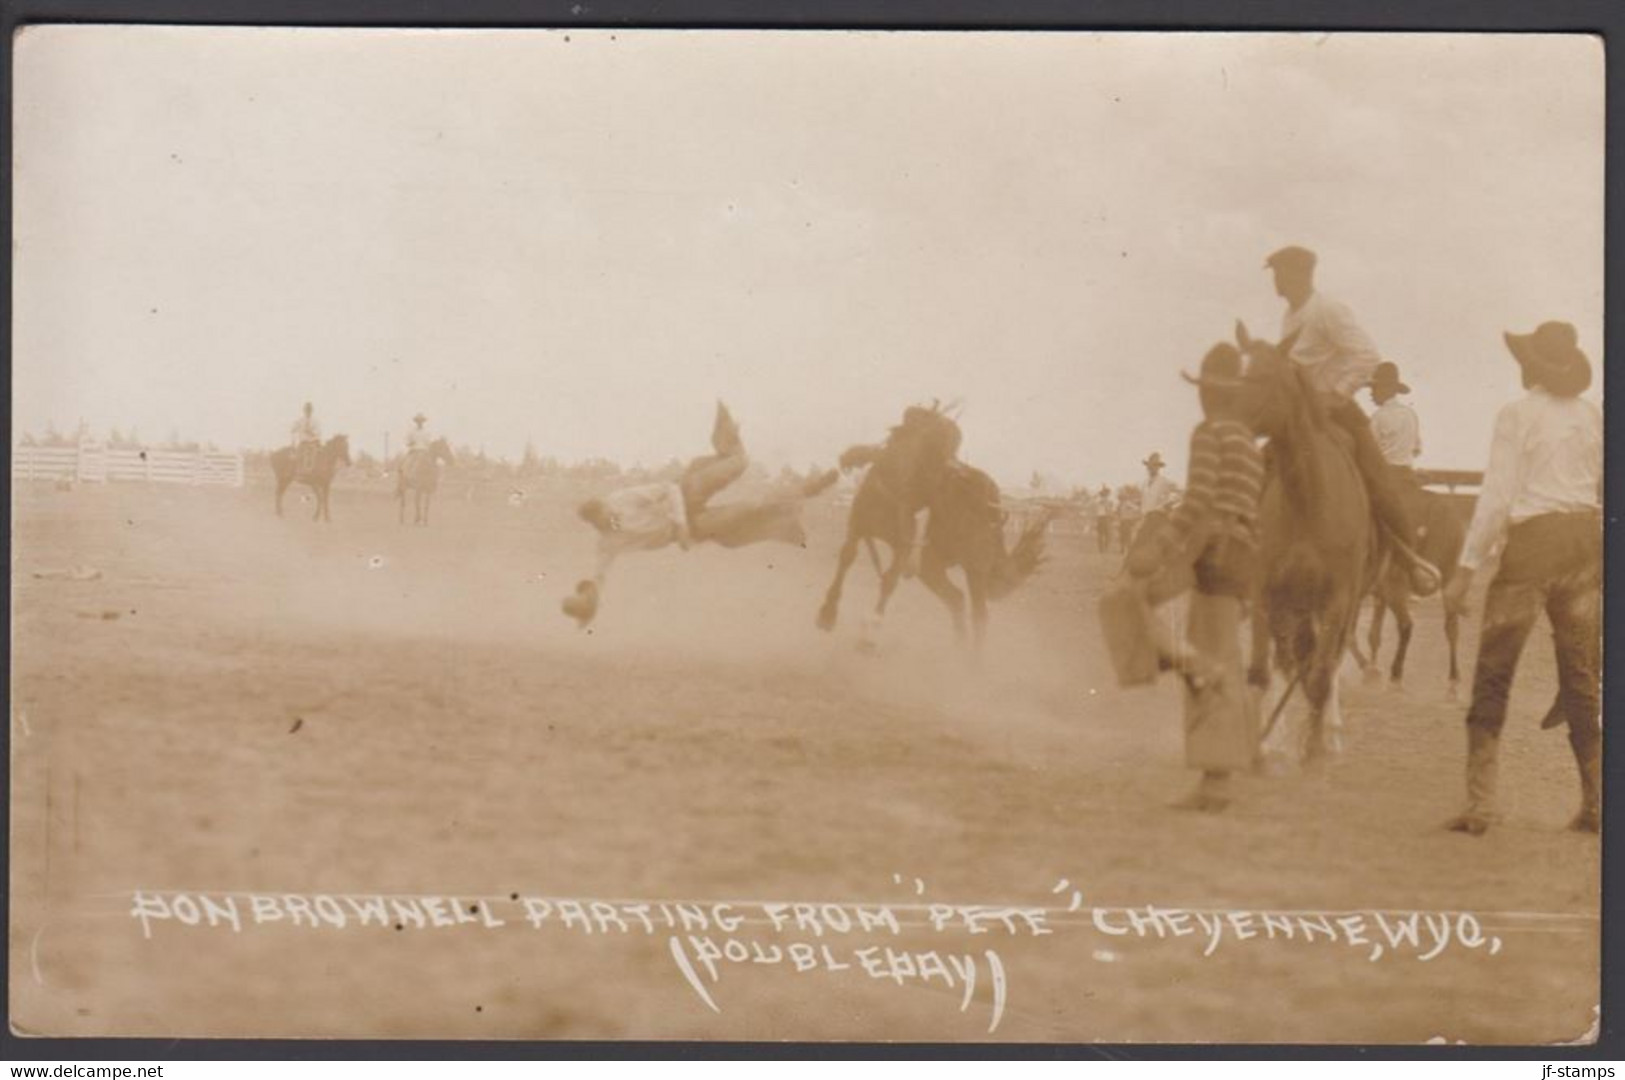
[1264,245,1317,272]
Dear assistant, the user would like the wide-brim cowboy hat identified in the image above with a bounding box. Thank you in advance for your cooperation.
[1142,453,1165,470]
[412,412,428,424]
[1370,361,1411,394]
[1504,321,1591,396]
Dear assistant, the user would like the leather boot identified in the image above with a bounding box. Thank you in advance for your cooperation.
[1445,726,1499,835]
[1568,724,1601,834]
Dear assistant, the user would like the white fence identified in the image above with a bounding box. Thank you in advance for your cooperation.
[13,444,245,488]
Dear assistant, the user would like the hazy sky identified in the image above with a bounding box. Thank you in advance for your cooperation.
[13,28,1604,488]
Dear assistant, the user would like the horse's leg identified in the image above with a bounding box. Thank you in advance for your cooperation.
[275,475,288,517]
[398,486,406,525]
[917,547,966,642]
[967,571,990,654]
[1363,592,1386,682]
[816,533,862,631]
[1247,598,1272,690]
[1389,592,1414,687]
[1301,656,1335,766]
[874,544,907,617]
[1445,608,1463,700]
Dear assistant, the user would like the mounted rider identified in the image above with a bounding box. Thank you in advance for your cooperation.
[1264,246,1440,595]
[290,402,322,476]
[402,412,434,481]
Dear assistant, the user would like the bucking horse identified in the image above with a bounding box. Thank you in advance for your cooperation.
[271,434,351,523]
[816,402,1054,651]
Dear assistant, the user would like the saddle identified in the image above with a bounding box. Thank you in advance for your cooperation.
[296,441,320,478]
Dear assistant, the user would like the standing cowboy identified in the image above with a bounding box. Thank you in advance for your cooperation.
[1116,485,1142,552]
[1118,343,1265,812]
[1264,246,1439,595]
[1442,321,1601,835]
[564,402,838,627]
[289,402,322,475]
[1129,451,1180,555]
[1141,452,1177,516]
[1095,485,1116,554]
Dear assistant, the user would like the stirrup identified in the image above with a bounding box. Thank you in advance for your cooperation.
[1386,531,1441,596]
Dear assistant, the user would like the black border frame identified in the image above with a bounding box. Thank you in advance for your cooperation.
[2,0,1621,1062]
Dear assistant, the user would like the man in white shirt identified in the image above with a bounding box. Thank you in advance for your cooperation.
[399,412,437,486]
[404,412,433,453]
[1368,362,1420,468]
[564,403,838,627]
[1368,361,1423,532]
[1266,246,1439,595]
[289,402,322,474]
[1442,321,1601,836]
[1141,452,1178,515]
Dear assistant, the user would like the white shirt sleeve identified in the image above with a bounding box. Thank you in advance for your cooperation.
[1322,300,1382,394]
[1459,403,1524,571]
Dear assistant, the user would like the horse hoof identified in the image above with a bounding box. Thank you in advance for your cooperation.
[1445,813,1491,836]
[815,608,837,633]
[1362,666,1382,686]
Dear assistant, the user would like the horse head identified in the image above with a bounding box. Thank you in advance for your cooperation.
[1230,323,1304,440]
[882,401,963,499]
[329,434,352,467]
[432,438,457,466]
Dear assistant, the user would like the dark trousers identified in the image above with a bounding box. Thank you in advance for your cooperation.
[1466,513,1601,747]
[1326,399,1417,545]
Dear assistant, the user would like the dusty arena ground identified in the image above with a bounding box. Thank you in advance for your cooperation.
[9,478,1601,1044]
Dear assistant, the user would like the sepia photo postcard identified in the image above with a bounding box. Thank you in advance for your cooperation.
[7,24,1606,1046]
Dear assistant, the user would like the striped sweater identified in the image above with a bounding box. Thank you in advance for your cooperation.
[1164,418,1263,551]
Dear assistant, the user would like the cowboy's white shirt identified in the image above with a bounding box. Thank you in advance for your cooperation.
[1371,399,1420,465]
[1142,474,1177,514]
[1280,291,1382,400]
[597,482,691,555]
[1459,388,1602,571]
[405,428,434,451]
[291,417,321,442]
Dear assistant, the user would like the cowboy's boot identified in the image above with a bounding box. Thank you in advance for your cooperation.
[1568,724,1601,834]
[1445,725,1500,835]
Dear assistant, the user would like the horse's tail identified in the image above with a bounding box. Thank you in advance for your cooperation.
[987,510,1055,600]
